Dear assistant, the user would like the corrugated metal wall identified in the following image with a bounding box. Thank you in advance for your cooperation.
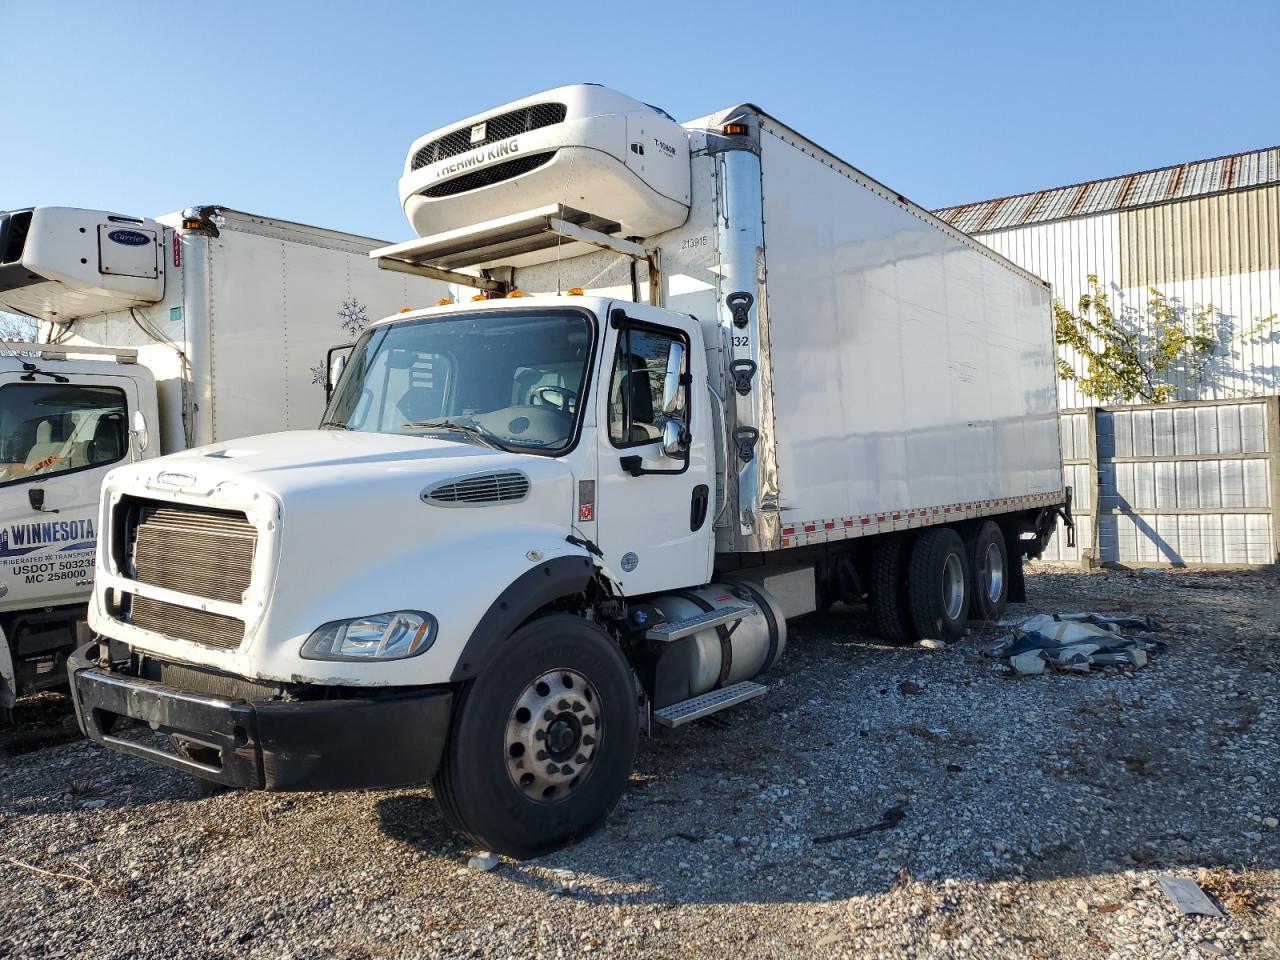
[974,188,1280,408]
[1042,397,1278,566]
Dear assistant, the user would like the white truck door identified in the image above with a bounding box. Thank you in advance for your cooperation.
[0,373,143,610]
[593,305,714,595]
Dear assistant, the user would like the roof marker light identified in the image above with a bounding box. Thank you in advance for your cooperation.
[436,298,453,306]
[567,287,584,296]
[470,294,487,301]
[506,290,526,298]
[722,122,749,136]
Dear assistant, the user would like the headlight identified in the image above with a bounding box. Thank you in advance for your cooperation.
[301,611,437,661]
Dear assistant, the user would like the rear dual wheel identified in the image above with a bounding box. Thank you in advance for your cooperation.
[966,520,1009,623]
[432,614,638,859]
[908,528,971,642]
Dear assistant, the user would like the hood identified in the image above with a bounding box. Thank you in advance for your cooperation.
[112,429,564,501]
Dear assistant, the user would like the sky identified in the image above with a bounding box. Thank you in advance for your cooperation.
[3,0,1279,242]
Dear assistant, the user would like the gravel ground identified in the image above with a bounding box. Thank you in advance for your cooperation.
[1,567,1277,959]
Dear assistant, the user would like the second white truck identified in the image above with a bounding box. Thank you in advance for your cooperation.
[0,206,446,710]
[69,85,1071,857]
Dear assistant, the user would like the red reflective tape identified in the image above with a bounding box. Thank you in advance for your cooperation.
[824,521,835,529]
[804,523,817,533]
[861,517,871,525]
[844,519,854,527]
[782,526,795,536]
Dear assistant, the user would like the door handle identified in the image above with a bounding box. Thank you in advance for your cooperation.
[28,488,59,514]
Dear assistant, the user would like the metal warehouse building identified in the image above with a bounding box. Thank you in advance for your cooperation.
[934,147,1280,566]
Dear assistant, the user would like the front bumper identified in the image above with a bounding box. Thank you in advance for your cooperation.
[67,642,453,791]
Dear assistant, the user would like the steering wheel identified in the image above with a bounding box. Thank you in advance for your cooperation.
[532,385,578,412]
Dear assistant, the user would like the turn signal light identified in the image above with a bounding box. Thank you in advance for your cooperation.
[506,290,526,298]
[722,122,749,136]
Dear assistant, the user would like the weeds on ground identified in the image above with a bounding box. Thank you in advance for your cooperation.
[1197,866,1261,915]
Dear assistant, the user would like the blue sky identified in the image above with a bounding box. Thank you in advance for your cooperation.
[3,1,1278,242]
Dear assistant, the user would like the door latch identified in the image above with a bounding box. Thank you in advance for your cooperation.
[733,426,759,463]
[726,291,753,329]
[731,359,757,396]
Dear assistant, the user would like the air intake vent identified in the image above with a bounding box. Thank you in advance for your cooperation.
[421,152,556,199]
[424,471,530,506]
[411,103,567,170]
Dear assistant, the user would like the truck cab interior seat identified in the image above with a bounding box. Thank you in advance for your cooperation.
[87,413,125,465]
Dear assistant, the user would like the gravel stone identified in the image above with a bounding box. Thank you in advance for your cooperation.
[0,567,1277,958]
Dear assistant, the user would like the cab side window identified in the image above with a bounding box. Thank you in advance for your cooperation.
[0,384,128,486]
[608,327,681,447]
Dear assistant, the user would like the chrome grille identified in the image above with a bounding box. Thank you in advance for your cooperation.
[420,152,556,199]
[410,103,567,170]
[130,503,256,604]
[425,471,530,505]
[131,598,244,650]
[123,501,256,650]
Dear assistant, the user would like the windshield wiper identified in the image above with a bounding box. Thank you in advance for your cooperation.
[403,419,509,451]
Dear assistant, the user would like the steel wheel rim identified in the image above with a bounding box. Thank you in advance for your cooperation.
[504,668,601,803]
[983,541,1005,603]
[942,552,965,621]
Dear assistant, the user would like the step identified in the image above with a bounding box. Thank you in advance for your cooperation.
[644,603,752,643]
[653,681,767,728]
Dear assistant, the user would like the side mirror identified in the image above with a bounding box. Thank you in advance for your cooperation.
[131,408,149,456]
[662,419,689,458]
[660,341,686,416]
[325,344,353,401]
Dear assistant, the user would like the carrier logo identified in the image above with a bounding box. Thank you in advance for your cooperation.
[107,229,151,247]
[0,519,96,559]
[434,138,520,179]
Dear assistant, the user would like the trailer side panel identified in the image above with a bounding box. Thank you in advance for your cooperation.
[757,121,1062,544]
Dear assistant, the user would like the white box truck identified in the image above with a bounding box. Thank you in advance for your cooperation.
[0,206,447,710]
[68,86,1072,857]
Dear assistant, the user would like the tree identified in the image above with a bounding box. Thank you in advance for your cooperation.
[1053,275,1216,404]
[0,310,37,342]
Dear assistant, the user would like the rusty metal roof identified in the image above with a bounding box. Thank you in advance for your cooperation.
[933,145,1280,234]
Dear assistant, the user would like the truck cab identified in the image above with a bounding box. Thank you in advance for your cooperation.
[0,345,157,710]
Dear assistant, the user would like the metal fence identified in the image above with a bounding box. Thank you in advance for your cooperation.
[1042,396,1280,567]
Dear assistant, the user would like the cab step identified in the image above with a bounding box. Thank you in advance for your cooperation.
[653,681,766,728]
[645,603,751,643]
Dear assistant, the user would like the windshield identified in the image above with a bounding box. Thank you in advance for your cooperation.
[322,308,594,454]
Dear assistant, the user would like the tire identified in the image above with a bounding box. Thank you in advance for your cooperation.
[432,613,638,859]
[908,528,970,642]
[869,535,918,645]
[966,520,1009,623]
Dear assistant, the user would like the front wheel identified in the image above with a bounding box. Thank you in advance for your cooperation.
[432,614,638,858]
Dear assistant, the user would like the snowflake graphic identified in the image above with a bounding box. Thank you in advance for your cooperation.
[310,363,327,386]
[338,297,369,337]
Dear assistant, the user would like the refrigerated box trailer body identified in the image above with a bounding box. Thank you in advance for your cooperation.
[0,206,447,706]
[385,91,1066,562]
[71,86,1070,857]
